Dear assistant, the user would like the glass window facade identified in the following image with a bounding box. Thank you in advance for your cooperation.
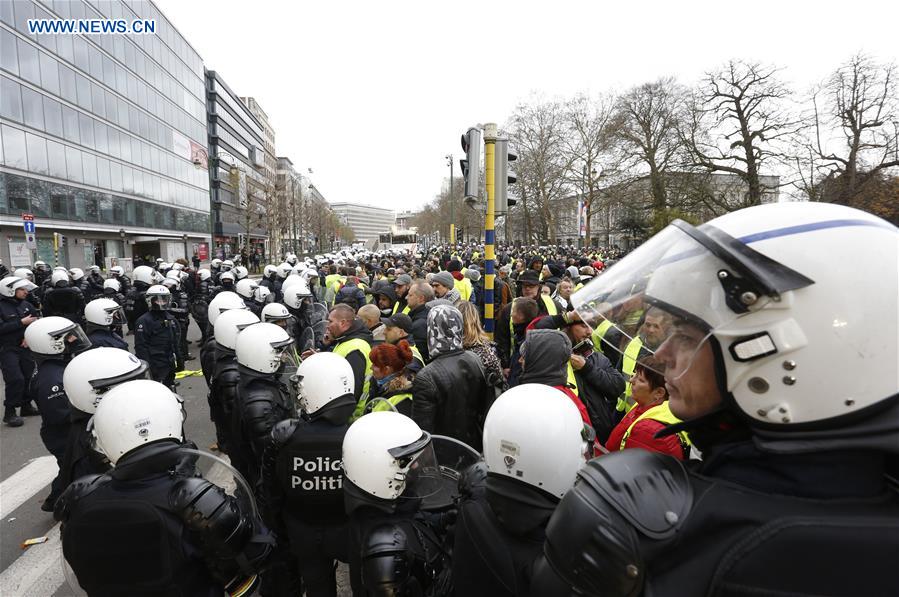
[0,0,209,235]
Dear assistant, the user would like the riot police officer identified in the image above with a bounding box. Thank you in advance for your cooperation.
[234,322,295,486]
[124,265,155,333]
[84,298,128,350]
[58,347,147,493]
[1,276,40,426]
[192,268,213,343]
[43,270,85,324]
[54,380,273,596]
[282,280,316,344]
[259,264,282,302]
[25,316,92,510]
[452,384,588,596]
[134,285,181,389]
[107,265,130,294]
[342,411,451,595]
[84,265,105,301]
[210,309,259,461]
[199,291,247,388]
[534,202,899,596]
[235,278,260,315]
[163,273,191,364]
[260,352,356,596]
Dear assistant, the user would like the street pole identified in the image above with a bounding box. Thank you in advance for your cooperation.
[446,155,455,244]
[483,123,497,338]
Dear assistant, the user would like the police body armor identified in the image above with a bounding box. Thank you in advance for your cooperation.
[210,348,240,459]
[43,286,85,323]
[54,443,271,597]
[236,367,292,485]
[533,449,899,597]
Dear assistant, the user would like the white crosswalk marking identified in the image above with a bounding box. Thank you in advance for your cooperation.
[0,456,58,519]
[0,524,67,597]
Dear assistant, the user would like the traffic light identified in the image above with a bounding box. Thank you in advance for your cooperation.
[460,127,482,206]
[495,138,518,214]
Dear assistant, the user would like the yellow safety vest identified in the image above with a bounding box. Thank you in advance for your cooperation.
[369,392,413,413]
[455,277,472,301]
[333,337,372,421]
[591,319,613,352]
[410,345,425,369]
[391,302,411,316]
[566,361,580,396]
[619,401,691,450]
[618,336,644,412]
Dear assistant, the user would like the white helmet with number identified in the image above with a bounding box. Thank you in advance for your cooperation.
[296,352,354,415]
[282,281,313,309]
[483,384,588,498]
[13,268,34,281]
[103,279,121,293]
[214,309,259,352]
[235,278,258,299]
[92,380,183,465]
[24,316,92,356]
[85,298,125,326]
[276,263,292,279]
[235,322,293,374]
[0,276,36,297]
[207,291,246,326]
[144,285,171,310]
[342,411,432,500]
[233,265,249,280]
[132,265,155,285]
[64,348,148,414]
[573,202,899,444]
[261,302,291,324]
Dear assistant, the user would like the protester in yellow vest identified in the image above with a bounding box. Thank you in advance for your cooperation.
[363,340,415,417]
[446,259,472,301]
[618,308,672,412]
[321,304,373,420]
[604,357,689,459]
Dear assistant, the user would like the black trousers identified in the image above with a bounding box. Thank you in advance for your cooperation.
[0,346,35,409]
[40,422,71,500]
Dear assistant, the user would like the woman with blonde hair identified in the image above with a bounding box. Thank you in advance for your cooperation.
[457,301,505,390]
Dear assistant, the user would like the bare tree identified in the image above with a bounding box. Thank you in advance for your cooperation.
[801,53,899,204]
[507,98,573,243]
[682,61,798,207]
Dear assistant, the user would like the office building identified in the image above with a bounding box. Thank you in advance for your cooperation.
[0,0,210,270]
[329,201,395,250]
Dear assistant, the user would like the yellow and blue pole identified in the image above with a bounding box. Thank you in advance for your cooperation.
[483,123,497,338]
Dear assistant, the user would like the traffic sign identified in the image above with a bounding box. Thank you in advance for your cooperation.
[25,232,37,250]
[23,220,35,234]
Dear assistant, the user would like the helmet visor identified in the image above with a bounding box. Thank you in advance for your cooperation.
[571,221,811,382]
[54,324,92,355]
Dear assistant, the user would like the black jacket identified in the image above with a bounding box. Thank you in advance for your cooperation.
[43,285,85,323]
[236,367,292,484]
[407,304,430,363]
[134,311,180,370]
[87,328,129,351]
[0,296,36,348]
[34,358,71,426]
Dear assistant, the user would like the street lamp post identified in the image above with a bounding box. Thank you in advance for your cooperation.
[446,154,454,244]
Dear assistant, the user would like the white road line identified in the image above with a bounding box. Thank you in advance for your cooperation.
[0,456,58,519]
[0,523,67,597]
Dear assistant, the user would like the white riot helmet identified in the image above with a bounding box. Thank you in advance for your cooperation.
[296,352,354,415]
[207,291,246,326]
[103,278,121,293]
[483,384,588,498]
[221,259,234,271]
[85,298,125,327]
[91,380,184,465]
[261,302,291,325]
[235,278,258,299]
[218,271,236,286]
[51,270,70,287]
[151,270,165,284]
[263,265,278,279]
[235,322,294,374]
[232,265,249,280]
[158,262,171,273]
[132,265,155,285]
[170,262,184,272]
[24,316,91,356]
[342,412,434,500]
[0,276,36,297]
[88,265,100,275]
[282,281,313,309]
[13,268,34,281]
[210,258,223,270]
[280,275,302,292]
[214,309,260,352]
[253,285,272,305]
[164,270,182,288]
[276,263,292,279]
[144,285,171,310]
[285,253,298,266]
[34,260,48,272]
[291,263,307,276]
[198,268,212,281]
[572,202,899,440]
[109,266,124,277]
[68,267,85,281]
[64,348,148,414]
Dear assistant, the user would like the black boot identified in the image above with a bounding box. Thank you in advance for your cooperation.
[3,407,24,427]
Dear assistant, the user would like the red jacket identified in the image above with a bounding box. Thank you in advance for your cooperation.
[605,403,686,460]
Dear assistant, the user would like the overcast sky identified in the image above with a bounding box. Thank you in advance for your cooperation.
[154,0,898,213]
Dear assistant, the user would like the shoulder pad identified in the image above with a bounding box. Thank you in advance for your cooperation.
[578,449,692,540]
[53,474,108,521]
[363,523,411,593]
[270,419,300,445]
